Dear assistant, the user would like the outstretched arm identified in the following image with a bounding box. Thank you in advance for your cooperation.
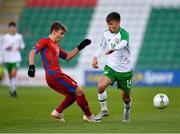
[65,48,79,61]
[65,39,91,61]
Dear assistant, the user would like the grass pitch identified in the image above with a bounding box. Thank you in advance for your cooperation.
[0,86,180,133]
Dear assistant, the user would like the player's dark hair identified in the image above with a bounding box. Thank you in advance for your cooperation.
[106,12,121,22]
[50,22,67,33]
[8,21,16,27]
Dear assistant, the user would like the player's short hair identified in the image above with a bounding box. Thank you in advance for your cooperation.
[8,21,16,27]
[106,12,121,22]
[50,22,67,33]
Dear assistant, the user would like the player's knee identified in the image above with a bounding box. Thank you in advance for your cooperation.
[123,96,131,103]
[97,83,106,93]
[97,83,103,90]
[10,69,17,77]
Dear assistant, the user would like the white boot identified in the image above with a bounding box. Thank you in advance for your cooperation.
[51,110,65,122]
[83,114,101,123]
[95,110,109,120]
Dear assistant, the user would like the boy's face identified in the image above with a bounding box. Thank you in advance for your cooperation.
[54,29,65,42]
[8,26,17,35]
[107,20,120,33]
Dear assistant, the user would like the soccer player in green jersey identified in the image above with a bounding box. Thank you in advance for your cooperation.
[92,12,133,122]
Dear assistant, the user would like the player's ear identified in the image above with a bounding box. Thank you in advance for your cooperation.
[51,30,56,35]
[52,31,55,35]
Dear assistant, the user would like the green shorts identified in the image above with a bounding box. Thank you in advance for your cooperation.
[4,62,20,72]
[104,65,133,92]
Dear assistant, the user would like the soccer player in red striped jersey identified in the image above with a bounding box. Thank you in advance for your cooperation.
[28,22,99,123]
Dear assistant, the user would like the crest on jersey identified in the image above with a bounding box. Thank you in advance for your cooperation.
[115,38,120,44]
[111,43,116,48]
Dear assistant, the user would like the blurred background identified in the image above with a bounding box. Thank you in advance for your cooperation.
[0,0,180,87]
[0,0,180,133]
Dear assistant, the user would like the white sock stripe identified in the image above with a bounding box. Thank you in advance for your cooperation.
[98,91,107,101]
[100,101,108,111]
[11,78,17,91]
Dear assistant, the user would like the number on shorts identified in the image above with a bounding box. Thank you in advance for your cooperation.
[127,79,132,89]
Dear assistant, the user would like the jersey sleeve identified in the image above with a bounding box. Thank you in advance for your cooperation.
[59,47,68,60]
[94,34,107,58]
[112,29,129,51]
[34,38,48,53]
[120,29,129,41]
[113,40,128,50]
[1,36,5,50]
[1,36,9,50]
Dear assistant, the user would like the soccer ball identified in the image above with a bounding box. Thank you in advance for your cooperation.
[153,93,169,109]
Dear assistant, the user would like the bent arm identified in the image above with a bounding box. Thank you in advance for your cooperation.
[105,40,128,55]
[113,40,128,51]
[65,48,79,61]
[62,39,91,61]
[29,49,37,65]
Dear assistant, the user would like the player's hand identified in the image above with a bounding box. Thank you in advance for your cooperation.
[105,49,115,55]
[28,65,35,78]
[77,39,91,51]
[92,57,99,69]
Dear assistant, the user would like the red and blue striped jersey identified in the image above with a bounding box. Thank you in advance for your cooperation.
[34,38,68,75]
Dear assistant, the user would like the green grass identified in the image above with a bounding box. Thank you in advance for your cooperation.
[0,86,180,133]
